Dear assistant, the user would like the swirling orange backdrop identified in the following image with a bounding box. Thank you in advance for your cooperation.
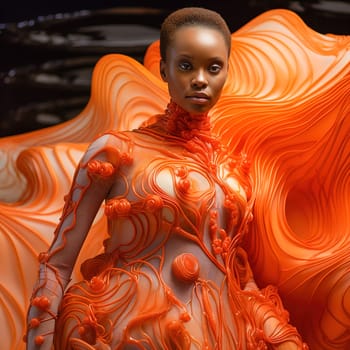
[0,9,349,350]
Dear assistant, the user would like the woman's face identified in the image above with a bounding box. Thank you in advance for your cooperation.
[160,25,229,115]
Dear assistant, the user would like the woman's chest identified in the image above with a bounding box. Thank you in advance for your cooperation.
[106,141,249,237]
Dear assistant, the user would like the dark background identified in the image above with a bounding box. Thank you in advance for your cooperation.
[1,1,350,34]
[0,1,349,136]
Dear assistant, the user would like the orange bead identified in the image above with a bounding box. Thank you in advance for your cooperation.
[34,335,44,345]
[178,179,190,193]
[29,318,41,328]
[172,253,200,282]
[89,276,105,291]
[32,296,51,310]
[180,312,191,322]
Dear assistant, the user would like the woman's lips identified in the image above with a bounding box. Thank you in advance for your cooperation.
[186,93,210,104]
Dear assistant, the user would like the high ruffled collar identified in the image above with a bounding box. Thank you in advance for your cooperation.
[138,100,222,171]
[160,100,212,140]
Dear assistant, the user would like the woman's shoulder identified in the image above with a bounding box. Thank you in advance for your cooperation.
[93,129,138,149]
[82,129,142,169]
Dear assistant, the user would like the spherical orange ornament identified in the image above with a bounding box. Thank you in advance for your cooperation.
[172,253,200,283]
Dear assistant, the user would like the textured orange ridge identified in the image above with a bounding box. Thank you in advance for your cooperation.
[0,9,349,350]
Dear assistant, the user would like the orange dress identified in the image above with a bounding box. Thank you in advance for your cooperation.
[45,101,305,349]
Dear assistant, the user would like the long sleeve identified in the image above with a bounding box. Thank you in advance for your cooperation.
[25,135,118,350]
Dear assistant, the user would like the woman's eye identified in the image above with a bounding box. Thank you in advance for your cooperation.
[179,62,192,71]
[209,64,222,73]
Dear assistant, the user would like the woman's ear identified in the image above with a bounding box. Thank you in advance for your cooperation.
[160,59,167,82]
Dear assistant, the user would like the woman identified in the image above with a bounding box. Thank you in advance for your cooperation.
[25,7,307,349]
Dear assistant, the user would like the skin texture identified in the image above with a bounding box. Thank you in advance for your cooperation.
[3,8,348,350]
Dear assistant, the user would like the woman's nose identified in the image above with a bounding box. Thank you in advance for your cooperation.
[191,70,208,88]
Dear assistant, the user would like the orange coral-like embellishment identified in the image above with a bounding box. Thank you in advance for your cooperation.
[32,296,51,311]
[144,194,164,212]
[120,151,133,165]
[175,166,188,178]
[172,253,200,283]
[105,198,131,218]
[212,230,231,257]
[178,179,191,193]
[180,312,191,322]
[227,153,242,170]
[34,335,45,345]
[239,152,250,174]
[224,195,237,210]
[228,152,250,174]
[209,210,218,238]
[222,236,232,252]
[89,276,106,291]
[175,166,191,193]
[29,318,41,328]
[212,238,223,254]
[87,159,116,178]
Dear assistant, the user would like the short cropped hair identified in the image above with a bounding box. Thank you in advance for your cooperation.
[160,7,231,61]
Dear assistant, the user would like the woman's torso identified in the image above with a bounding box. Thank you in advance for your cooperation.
[102,128,251,296]
[56,127,262,349]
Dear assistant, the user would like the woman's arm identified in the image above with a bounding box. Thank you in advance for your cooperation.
[25,135,118,350]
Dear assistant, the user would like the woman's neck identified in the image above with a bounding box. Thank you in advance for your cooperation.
[136,100,222,170]
[161,100,211,140]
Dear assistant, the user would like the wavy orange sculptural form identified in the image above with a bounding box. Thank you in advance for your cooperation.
[0,9,349,350]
